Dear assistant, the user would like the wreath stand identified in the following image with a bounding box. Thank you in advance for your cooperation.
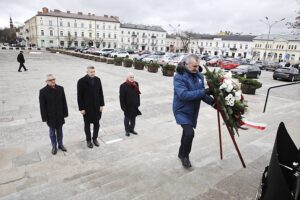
[215,97,246,168]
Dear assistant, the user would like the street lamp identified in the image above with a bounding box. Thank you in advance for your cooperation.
[259,17,285,61]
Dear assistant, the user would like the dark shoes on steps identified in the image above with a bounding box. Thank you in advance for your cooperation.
[87,139,100,148]
[179,155,192,168]
[52,145,67,155]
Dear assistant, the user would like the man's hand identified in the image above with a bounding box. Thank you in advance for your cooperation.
[80,110,86,115]
[100,106,104,112]
[205,88,214,96]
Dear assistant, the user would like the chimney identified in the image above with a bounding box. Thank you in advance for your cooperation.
[42,7,49,13]
[104,14,108,18]
[78,12,83,15]
[88,13,91,16]
[67,11,70,14]
[38,11,42,14]
[54,9,61,12]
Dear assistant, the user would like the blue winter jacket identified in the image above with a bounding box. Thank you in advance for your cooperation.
[173,69,214,128]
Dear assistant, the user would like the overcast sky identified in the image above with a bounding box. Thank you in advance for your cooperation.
[0,0,299,35]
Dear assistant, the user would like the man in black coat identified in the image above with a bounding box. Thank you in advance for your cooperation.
[17,51,27,72]
[119,72,142,136]
[39,74,68,155]
[77,66,105,148]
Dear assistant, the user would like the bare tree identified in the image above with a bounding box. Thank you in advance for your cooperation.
[286,0,300,34]
[67,32,76,48]
[95,38,104,48]
[179,31,193,53]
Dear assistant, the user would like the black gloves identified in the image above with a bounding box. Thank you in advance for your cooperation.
[205,88,214,96]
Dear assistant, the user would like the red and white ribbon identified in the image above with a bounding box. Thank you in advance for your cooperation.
[240,119,267,131]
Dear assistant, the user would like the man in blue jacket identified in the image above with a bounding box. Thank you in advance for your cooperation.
[173,54,215,168]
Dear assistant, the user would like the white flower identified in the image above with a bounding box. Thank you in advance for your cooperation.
[224,71,232,79]
[235,91,242,101]
[225,84,234,93]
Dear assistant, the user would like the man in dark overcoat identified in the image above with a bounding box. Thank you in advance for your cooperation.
[119,72,142,136]
[77,66,105,148]
[39,74,68,155]
[17,51,27,72]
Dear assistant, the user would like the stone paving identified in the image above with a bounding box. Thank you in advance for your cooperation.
[0,49,299,199]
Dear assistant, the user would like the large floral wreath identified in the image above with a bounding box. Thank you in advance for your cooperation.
[204,66,265,135]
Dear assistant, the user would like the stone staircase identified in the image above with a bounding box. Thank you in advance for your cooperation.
[1,101,299,200]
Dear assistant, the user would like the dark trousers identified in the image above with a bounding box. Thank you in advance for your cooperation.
[84,118,100,142]
[179,125,195,158]
[18,63,27,71]
[124,116,136,132]
[49,126,63,148]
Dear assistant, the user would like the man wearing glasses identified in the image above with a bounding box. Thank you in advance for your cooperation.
[39,74,68,155]
[173,54,215,168]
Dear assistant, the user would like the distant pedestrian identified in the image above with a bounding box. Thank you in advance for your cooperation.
[39,74,68,155]
[119,72,141,137]
[77,66,105,148]
[17,51,27,72]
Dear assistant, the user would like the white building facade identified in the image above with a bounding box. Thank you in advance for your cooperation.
[189,35,255,58]
[119,24,166,52]
[252,34,300,62]
[23,7,120,48]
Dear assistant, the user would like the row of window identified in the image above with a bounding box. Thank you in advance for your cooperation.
[120,38,164,44]
[44,19,118,30]
[121,30,165,38]
[41,30,117,39]
[255,43,298,50]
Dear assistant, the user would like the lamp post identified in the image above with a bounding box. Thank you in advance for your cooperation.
[260,17,285,61]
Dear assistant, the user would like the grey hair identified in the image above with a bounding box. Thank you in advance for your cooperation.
[185,54,200,65]
[87,66,95,70]
[127,72,134,78]
[46,74,54,80]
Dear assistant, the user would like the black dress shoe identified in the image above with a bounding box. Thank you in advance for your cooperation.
[52,147,57,155]
[87,141,93,148]
[125,131,130,137]
[181,157,192,168]
[93,139,99,147]
[178,153,182,159]
[58,145,67,152]
[130,130,138,135]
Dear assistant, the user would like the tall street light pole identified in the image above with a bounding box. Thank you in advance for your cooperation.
[260,17,285,61]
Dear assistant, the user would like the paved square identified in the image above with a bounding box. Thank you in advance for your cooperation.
[0,49,299,199]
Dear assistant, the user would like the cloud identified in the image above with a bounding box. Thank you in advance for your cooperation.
[0,0,298,35]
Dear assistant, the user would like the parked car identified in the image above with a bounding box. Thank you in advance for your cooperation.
[96,48,114,56]
[292,63,300,70]
[168,54,188,67]
[126,49,135,54]
[86,47,98,54]
[153,51,165,55]
[251,60,268,70]
[273,67,300,82]
[219,60,240,70]
[134,54,150,61]
[231,65,261,79]
[265,62,281,71]
[142,55,162,63]
[80,47,90,53]
[200,54,210,61]
[206,58,223,67]
[110,50,129,58]
[157,54,177,66]
[138,50,151,55]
